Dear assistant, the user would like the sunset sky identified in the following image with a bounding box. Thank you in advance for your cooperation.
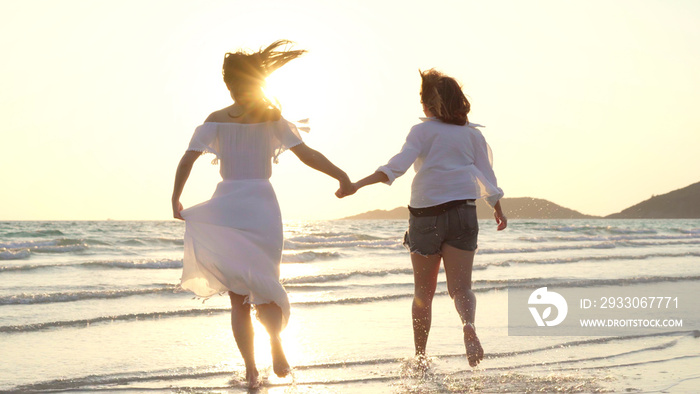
[1,0,699,220]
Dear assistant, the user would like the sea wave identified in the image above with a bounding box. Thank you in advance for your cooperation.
[539,225,660,234]
[0,253,345,273]
[281,251,342,263]
[0,248,31,260]
[675,228,700,235]
[0,239,65,249]
[282,268,414,284]
[128,237,184,246]
[0,284,183,305]
[471,275,700,289]
[284,232,401,250]
[84,259,183,270]
[30,244,88,253]
[282,263,509,286]
[3,229,65,237]
[439,330,696,360]
[3,275,697,332]
[6,330,696,392]
[0,258,184,272]
[119,239,147,246]
[518,233,700,243]
[285,238,402,250]
[478,242,616,254]
[0,307,229,333]
[287,233,382,243]
[284,270,700,288]
[478,238,700,255]
[497,251,700,267]
[0,238,89,258]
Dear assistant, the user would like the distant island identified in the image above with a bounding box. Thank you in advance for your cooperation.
[340,198,597,220]
[606,181,700,219]
[340,181,700,220]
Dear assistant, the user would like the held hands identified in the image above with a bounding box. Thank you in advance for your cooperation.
[336,177,357,199]
[335,171,386,198]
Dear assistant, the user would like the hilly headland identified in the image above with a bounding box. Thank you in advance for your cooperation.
[340,181,700,220]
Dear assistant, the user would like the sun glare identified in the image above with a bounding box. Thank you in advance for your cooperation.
[262,56,328,122]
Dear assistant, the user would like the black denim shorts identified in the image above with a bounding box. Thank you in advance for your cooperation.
[403,201,479,255]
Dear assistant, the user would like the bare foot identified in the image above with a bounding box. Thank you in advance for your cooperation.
[270,339,291,378]
[245,367,261,389]
[463,323,484,367]
[414,353,430,372]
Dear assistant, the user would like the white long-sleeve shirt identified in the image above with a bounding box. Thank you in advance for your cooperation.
[377,117,504,208]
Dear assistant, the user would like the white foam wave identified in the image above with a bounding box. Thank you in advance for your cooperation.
[0,237,88,258]
[4,229,64,237]
[676,228,700,235]
[541,225,660,235]
[84,259,183,269]
[618,239,700,248]
[0,239,60,249]
[607,228,658,235]
[285,238,401,250]
[0,258,183,272]
[281,251,342,263]
[283,268,414,284]
[287,234,380,243]
[0,285,182,305]
[139,237,185,246]
[0,237,87,249]
[478,242,616,255]
[480,238,700,255]
[31,244,87,253]
[0,307,228,333]
[284,269,700,288]
[0,248,31,260]
[519,233,700,243]
[3,276,697,333]
[500,251,700,267]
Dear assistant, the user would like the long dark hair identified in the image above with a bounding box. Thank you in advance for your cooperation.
[420,69,470,126]
[222,40,306,110]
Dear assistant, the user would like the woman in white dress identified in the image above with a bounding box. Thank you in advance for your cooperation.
[171,40,352,388]
[338,69,507,368]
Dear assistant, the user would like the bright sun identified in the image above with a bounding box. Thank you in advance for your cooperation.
[262,55,328,122]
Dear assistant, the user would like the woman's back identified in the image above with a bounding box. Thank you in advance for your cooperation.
[376,118,502,208]
[412,119,483,172]
[187,119,303,181]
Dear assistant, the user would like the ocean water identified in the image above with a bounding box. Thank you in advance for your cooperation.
[0,219,699,393]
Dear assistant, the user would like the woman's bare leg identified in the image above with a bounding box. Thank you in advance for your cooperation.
[256,302,290,378]
[228,292,259,388]
[441,243,484,367]
[410,252,442,357]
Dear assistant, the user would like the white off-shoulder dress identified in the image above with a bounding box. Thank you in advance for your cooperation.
[180,118,303,327]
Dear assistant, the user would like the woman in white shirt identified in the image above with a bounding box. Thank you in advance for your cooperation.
[338,69,507,367]
[171,40,353,388]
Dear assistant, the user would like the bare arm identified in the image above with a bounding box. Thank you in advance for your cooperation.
[171,150,202,220]
[290,143,353,196]
[355,171,389,188]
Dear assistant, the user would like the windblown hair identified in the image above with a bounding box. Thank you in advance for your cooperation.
[420,69,470,126]
[222,40,306,108]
